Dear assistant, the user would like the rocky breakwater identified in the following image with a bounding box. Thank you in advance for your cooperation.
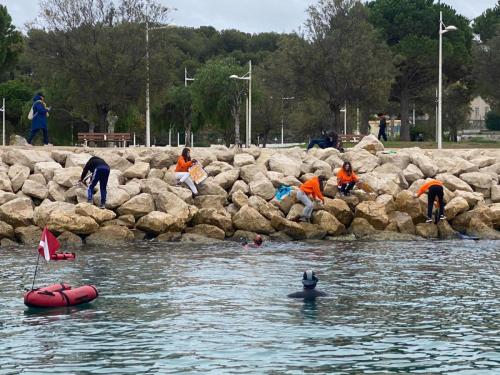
[0,136,498,247]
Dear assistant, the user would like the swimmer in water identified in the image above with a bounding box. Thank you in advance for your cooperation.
[243,235,263,249]
[287,270,327,299]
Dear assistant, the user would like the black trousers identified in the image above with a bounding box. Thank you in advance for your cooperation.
[378,127,387,141]
[427,185,445,219]
[339,182,356,194]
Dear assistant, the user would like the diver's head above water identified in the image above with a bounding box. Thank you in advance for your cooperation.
[302,270,318,290]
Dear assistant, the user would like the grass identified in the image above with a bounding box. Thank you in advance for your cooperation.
[342,140,500,149]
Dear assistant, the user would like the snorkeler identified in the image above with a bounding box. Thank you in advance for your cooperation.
[243,235,263,249]
[287,270,327,299]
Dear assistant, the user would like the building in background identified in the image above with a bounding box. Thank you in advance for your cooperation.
[469,96,490,129]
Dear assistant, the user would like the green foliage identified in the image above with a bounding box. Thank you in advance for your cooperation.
[474,33,500,110]
[443,81,473,141]
[0,5,23,78]
[474,1,500,42]
[0,79,35,138]
[485,111,500,130]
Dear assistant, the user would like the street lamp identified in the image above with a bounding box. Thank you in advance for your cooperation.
[0,98,5,146]
[340,102,347,135]
[145,21,171,147]
[438,11,457,149]
[230,60,252,147]
[184,68,196,146]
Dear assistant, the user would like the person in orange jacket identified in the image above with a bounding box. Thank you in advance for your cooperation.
[337,161,358,196]
[175,147,199,195]
[416,179,446,223]
[297,175,326,222]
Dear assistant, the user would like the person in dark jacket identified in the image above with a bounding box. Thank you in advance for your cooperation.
[378,113,387,142]
[79,156,110,209]
[28,93,51,145]
[288,270,327,299]
[307,130,342,151]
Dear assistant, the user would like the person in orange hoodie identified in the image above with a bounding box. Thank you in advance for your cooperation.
[416,179,446,223]
[337,161,358,196]
[297,175,326,222]
[175,147,198,195]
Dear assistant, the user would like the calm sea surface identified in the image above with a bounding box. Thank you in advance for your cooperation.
[1,240,499,374]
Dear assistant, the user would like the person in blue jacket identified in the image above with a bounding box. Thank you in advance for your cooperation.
[28,93,51,145]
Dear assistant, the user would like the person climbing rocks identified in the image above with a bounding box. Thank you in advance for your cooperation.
[79,156,110,209]
[287,270,327,299]
[415,179,446,223]
[297,175,325,222]
[337,161,358,196]
[28,92,51,146]
[378,113,387,142]
[175,147,199,196]
[307,130,342,152]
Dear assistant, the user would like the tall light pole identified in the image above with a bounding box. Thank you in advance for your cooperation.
[185,68,195,87]
[1,98,5,146]
[145,21,171,147]
[230,60,252,147]
[438,11,457,149]
[340,102,347,135]
[281,96,295,145]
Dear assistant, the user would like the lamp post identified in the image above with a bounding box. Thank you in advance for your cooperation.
[230,60,252,147]
[438,11,457,149]
[340,102,347,135]
[1,98,5,146]
[145,21,171,147]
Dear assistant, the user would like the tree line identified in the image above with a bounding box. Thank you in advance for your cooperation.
[1,0,500,146]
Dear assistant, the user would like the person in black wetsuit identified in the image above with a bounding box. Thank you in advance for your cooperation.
[378,113,387,142]
[287,270,327,299]
[307,130,342,152]
[79,156,110,209]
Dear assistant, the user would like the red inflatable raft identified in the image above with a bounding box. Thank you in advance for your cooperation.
[24,283,98,308]
[50,252,76,261]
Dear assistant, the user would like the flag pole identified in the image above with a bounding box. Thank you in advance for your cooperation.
[31,252,41,290]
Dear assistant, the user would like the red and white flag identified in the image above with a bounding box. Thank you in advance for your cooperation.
[38,227,60,262]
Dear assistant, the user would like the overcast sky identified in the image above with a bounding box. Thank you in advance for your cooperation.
[3,0,498,34]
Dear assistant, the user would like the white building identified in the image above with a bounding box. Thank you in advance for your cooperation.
[469,96,490,129]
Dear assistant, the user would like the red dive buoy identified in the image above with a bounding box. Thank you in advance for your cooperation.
[24,283,98,308]
[50,252,76,261]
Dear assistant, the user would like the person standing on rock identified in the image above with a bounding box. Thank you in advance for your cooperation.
[288,270,327,299]
[416,179,446,223]
[378,113,387,142]
[297,175,325,222]
[175,147,199,196]
[28,92,51,146]
[337,161,358,196]
[79,156,110,209]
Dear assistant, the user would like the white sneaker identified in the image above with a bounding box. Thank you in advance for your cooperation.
[425,217,433,223]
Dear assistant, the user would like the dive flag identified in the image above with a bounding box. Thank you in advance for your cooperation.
[38,227,60,262]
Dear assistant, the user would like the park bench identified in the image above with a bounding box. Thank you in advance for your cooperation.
[78,132,132,147]
[339,134,362,144]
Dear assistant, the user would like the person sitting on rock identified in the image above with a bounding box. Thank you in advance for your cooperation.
[243,235,263,249]
[307,130,342,151]
[415,179,446,223]
[337,161,358,196]
[79,156,110,209]
[297,175,325,222]
[175,147,199,196]
[287,270,327,299]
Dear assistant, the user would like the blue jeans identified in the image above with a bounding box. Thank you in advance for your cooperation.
[87,167,110,205]
[28,128,48,145]
[307,139,327,150]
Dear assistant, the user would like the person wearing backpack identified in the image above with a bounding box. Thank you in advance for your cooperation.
[28,92,51,145]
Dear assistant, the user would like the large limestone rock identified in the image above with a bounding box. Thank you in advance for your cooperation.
[323,177,339,198]
[53,167,83,188]
[0,197,33,227]
[65,153,92,168]
[57,231,83,246]
[229,180,249,198]
[411,153,437,177]
[415,223,438,239]
[451,206,493,233]
[233,153,255,167]
[123,162,150,179]
[22,180,49,200]
[388,211,415,234]
[249,176,275,200]
[99,152,133,172]
[312,210,345,236]
[436,173,473,192]
[297,222,327,240]
[0,172,12,192]
[348,218,377,238]
[8,165,30,192]
[231,190,249,209]
[51,150,73,165]
[459,172,493,190]
[185,224,226,240]
[395,191,423,222]
[490,203,500,229]
[15,225,41,245]
[0,191,16,205]
[437,220,460,240]
[190,149,217,166]
[209,145,235,163]
[166,185,193,203]
[267,171,285,188]
[33,201,75,227]
[117,193,155,218]
[198,180,228,198]
[46,212,99,235]
[205,161,234,176]
[444,197,470,220]
[233,205,274,234]
[193,195,226,211]
[103,187,130,209]
[449,158,478,176]
[454,190,484,208]
[136,211,176,234]
[213,168,240,190]
[150,149,178,169]
[34,161,63,181]
[286,203,304,221]
[324,153,344,169]
[154,191,197,228]
[359,172,403,196]
[270,215,306,240]
[29,173,46,185]
[466,217,500,240]
[140,177,170,195]
[0,220,14,239]
[248,195,284,220]
[352,134,384,154]
[403,164,424,184]
[354,201,389,230]
[86,225,135,245]
[240,164,268,184]
[342,149,380,173]
[377,152,411,170]
[492,185,500,203]
[471,156,496,168]
[193,208,233,234]
[268,154,301,177]
[2,149,53,171]
[376,194,396,213]
[323,198,353,226]
[75,203,116,224]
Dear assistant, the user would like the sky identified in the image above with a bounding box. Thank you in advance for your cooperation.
[3,0,499,34]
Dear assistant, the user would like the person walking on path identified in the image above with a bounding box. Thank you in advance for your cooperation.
[175,147,199,196]
[297,176,325,222]
[287,270,327,299]
[337,161,358,196]
[416,179,446,223]
[79,156,110,209]
[378,113,387,142]
[28,92,51,145]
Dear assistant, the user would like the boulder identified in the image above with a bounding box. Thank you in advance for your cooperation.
[167,185,193,203]
[233,205,274,234]
[75,203,116,224]
[323,177,339,198]
[415,223,438,239]
[323,198,353,226]
[454,190,484,208]
[150,149,178,169]
[65,153,92,168]
[0,220,14,239]
[435,173,473,192]
[147,168,165,180]
[57,231,83,246]
[0,191,17,205]
[185,224,226,240]
[15,226,41,245]
[240,164,268,184]
[8,165,31,192]
[471,156,496,168]
[411,153,437,177]
[213,168,240,190]
[154,191,197,228]
[376,194,395,213]
[233,153,255,167]
[103,187,130,209]
[459,172,493,190]
[352,134,384,154]
[180,233,223,244]
[286,203,305,221]
[403,164,424,184]
[348,218,377,238]
[51,150,73,165]
[267,171,285,188]
[193,195,226,211]
[437,220,460,240]
[466,217,500,240]
[209,145,235,163]
[492,185,500,203]
[53,167,83,188]
[342,149,380,173]
[34,161,63,181]
[229,180,249,198]
[98,153,133,172]
[0,172,12,192]
[119,182,141,199]
[268,154,301,177]
[387,211,414,234]
[117,193,155,218]
[29,173,46,185]
[46,211,99,235]
[136,211,176,234]
[123,162,150,179]
[395,191,423,222]
[86,225,135,245]
[490,203,500,230]
[377,151,411,170]
[140,177,170,195]
[451,206,493,233]
[231,190,249,210]
[190,149,217,166]
[21,180,48,200]
[2,149,53,171]
[205,161,234,176]
[192,208,233,234]
[156,231,182,242]
[198,180,228,198]
[312,210,346,236]
[444,197,470,220]
[270,215,306,240]
[249,176,275,201]
[9,134,29,146]
[354,201,389,230]
[449,158,479,176]
[324,153,344,169]
[33,201,76,227]
[297,222,327,240]
[248,195,284,220]
[0,197,33,227]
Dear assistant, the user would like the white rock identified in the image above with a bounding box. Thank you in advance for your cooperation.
[8,165,30,192]
[233,153,255,167]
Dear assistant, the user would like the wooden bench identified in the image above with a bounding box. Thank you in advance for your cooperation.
[78,133,132,147]
[340,134,362,144]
